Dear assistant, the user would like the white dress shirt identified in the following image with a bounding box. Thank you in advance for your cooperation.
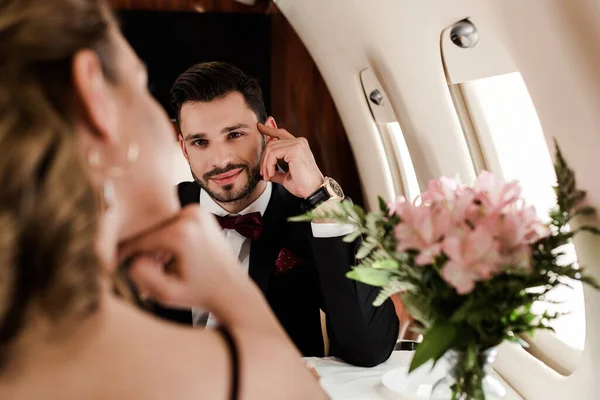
[192,182,355,327]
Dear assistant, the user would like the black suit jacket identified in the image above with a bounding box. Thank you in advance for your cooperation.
[154,181,399,367]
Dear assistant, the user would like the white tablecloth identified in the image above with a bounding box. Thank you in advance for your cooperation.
[303,351,523,400]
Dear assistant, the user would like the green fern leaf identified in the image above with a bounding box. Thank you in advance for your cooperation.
[372,259,399,270]
[373,280,413,306]
[343,229,363,243]
[356,241,377,259]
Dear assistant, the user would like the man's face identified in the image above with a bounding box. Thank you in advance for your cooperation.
[179,92,265,203]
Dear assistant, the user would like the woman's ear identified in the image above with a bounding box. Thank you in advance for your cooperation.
[72,49,118,144]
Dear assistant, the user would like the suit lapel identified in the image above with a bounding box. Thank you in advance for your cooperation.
[178,181,201,208]
[249,184,287,295]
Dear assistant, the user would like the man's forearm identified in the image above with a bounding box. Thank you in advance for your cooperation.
[311,237,400,367]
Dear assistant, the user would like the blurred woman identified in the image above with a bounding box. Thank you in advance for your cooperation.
[0,1,326,399]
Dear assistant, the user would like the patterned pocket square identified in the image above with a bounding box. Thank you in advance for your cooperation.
[275,248,304,275]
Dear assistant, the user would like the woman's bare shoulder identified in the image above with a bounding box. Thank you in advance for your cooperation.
[110,301,326,400]
[111,302,327,400]
[100,299,230,399]
[1,299,326,400]
[0,300,228,400]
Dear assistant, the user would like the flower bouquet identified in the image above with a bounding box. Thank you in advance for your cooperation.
[292,142,599,400]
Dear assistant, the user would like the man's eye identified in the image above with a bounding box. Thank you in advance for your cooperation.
[191,139,208,147]
[228,132,243,140]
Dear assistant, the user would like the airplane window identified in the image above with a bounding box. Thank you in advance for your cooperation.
[360,68,420,203]
[457,72,585,350]
[386,121,421,202]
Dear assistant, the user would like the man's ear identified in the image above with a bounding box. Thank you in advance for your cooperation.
[72,49,118,144]
[263,117,278,145]
[265,116,278,129]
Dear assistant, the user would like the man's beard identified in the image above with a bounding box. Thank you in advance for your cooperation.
[192,162,262,204]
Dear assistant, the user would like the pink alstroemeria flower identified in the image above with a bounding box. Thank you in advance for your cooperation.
[474,171,522,215]
[421,177,460,204]
[388,196,413,218]
[441,225,501,294]
[477,204,549,272]
[480,212,527,250]
[518,205,551,243]
[394,204,452,266]
[421,177,479,226]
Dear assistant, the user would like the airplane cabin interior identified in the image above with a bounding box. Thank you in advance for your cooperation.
[3,0,600,399]
[111,1,600,399]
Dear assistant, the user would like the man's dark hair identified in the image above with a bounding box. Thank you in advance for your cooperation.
[170,61,267,125]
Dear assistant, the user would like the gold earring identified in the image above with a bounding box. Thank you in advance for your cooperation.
[88,148,102,169]
[126,142,139,164]
[103,179,116,208]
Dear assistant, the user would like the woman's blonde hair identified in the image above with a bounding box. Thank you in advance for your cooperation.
[0,0,116,365]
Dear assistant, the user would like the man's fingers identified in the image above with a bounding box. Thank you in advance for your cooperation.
[262,145,291,180]
[261,140,275,179]
[257,122,295,140]
[269,171,287,186]
[261,139,299,179]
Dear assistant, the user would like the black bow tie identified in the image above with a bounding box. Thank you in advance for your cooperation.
[214,212,264,241]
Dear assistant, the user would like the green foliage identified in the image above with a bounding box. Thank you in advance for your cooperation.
[409,320,459,372]
[374,280,414,306]
[346,267,393,287]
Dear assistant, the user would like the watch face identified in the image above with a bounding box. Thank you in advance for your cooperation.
[326,177,344,198]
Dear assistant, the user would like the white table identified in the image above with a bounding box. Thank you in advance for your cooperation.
[303,351,524,400]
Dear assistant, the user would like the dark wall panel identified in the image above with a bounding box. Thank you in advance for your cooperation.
[270,9,364,205]
[118,11,271,118]
[110,0,269,13]
[110,2,363,205]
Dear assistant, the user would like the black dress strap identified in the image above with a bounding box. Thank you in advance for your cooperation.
[215,326,240,400]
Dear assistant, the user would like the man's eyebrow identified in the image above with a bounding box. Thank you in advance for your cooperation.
[221,124,251,134]
[183,124,251,140]
[184,132,206,141]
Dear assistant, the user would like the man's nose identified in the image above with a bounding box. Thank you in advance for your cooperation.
[211,144,235,169]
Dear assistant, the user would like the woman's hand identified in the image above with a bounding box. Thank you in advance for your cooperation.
[118,205,241,310]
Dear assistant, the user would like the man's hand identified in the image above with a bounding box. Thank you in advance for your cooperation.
[258,123,324,199]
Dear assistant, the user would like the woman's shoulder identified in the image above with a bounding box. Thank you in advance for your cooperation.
[0,298,230,400]
[115,299,222,355]
[103,299,230,399]
[114,304,326,400]
[97,298,325,400]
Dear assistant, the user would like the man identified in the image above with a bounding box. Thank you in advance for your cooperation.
[163,62,399,367]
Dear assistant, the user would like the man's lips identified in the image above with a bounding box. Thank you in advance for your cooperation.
[210,168,243,186]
